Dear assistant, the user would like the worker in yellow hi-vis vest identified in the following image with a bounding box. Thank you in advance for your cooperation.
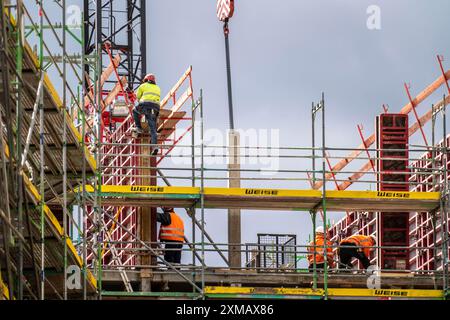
[132,73,161,155]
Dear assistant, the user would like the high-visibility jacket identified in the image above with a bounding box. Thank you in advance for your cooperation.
[307,235,334,267]
[340,235,374,258]
[136,82,161,104]
[159,211,184,242]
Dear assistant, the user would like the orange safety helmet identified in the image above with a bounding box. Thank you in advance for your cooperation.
[143,73,156,83]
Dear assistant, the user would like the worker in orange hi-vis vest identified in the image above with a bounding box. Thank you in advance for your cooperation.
[307,226,335,272]
[157,207,185,264]
[339,234,376,270]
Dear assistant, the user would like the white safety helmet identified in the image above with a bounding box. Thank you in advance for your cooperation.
[315,226,324,234]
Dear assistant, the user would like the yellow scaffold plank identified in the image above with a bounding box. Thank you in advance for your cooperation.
[1,277,10,300]
[204,187,321,198]
[327,288,444,299]
[203,187,322,210]
[326,190,440,212]
[204,286,444,299]
[326,190,440,200]
[83,184,440,212]
[82,185,321,198]
[82,185,199,195]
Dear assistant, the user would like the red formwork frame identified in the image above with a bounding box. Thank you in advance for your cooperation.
[85,67,196,267]
[328,58,450,272]
[86,118,140,266]
[377,113,410,191]
[328,135,450,273]
[409,135,450,272]
[377,113,410,270]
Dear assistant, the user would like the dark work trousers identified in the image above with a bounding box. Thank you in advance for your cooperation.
[163,240,183,264]
[133,101,160,146]
[308,263,325,272]
[339,243,371,269]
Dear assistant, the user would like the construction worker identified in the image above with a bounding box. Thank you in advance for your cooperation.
[307,226,334,271]
[157,207,185,264]
[338,234,376,270]
[132,73,161,155]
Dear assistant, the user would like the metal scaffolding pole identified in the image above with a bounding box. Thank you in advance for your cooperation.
[442,94,449,295]
[321,93,329,299]
[80,10,88,301]
[38,0,46,300]
[15,0,24,300]
[95,0,103,299]
[432,104,438,268]
[62,0,68,301]
[0,0,15,300]
[191,95,196,289]
[312,102,316,184]
[200,89,206,299]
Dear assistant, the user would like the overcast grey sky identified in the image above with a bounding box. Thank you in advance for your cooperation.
[144,1,450,267]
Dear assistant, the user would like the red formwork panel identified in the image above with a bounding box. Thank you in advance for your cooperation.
[409,135,450,272]
[377,113,410,191]
[376,113,410,270]
[86,117,139,267]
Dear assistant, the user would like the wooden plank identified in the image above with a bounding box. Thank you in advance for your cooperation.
[204,286,444,299]
[159,66,192,108]
[104,76,128,106]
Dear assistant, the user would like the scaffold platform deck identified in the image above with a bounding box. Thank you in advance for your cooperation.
[81,185,440,212]
[100,269,445,300]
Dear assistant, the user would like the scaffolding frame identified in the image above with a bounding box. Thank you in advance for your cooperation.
[1,1,450,301]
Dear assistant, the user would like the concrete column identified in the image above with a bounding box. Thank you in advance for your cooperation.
[228,130,241,268]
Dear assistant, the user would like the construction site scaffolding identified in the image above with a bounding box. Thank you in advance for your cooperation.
[0,0,449,301]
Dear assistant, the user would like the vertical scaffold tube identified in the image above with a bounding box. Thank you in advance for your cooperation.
[312,102,316,184]
[431,104,438,268]
[62,0,68,301]
[191,96,196,292]
[16,0,24,300]
[38,0,45,300]
[311,211,317,290]
[80,13,88,301]
[442,94,449,295]
[95,0,103,299]
[200,89,205,299]
[321,93,328,299]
